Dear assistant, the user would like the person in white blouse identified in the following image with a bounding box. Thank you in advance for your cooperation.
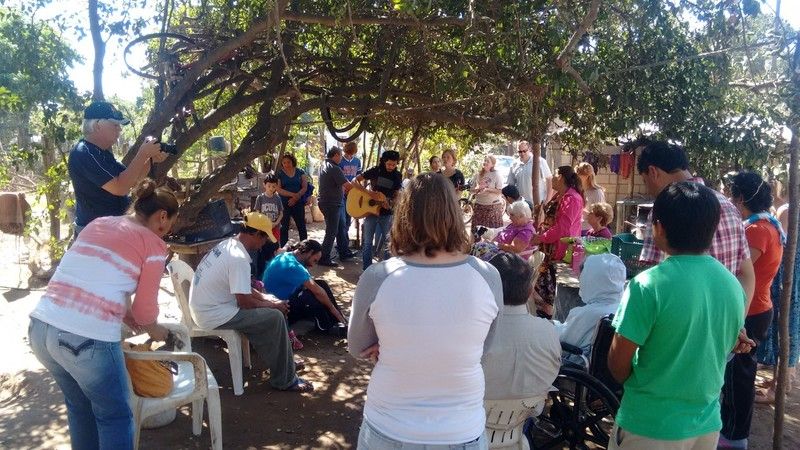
[576,162,606,233]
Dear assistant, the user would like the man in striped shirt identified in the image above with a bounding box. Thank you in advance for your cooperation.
[632,139,756,308]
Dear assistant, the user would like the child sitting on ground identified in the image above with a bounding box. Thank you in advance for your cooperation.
[482,252,561,402]
[607,181,748,450]
[584,202,614,239]
[553,253,625,362]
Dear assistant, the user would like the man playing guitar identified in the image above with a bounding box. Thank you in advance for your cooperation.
[353,150,402,270]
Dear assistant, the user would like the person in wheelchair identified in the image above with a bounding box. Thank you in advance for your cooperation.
[482,252,561,401]
[607,182,748,450]
[554,253,626,366]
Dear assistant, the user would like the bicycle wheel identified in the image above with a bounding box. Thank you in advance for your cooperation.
[460,198,474,225]
[124,33,204,80]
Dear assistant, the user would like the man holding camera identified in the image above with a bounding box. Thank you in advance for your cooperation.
[68,101,169,236]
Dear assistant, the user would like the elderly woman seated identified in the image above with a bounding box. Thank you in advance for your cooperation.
[472,200,536,261]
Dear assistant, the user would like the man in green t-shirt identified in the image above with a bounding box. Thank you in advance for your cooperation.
[607,182,751,450]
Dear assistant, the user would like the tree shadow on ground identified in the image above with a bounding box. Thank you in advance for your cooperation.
[140,263,370,449]
[0,368,69,449]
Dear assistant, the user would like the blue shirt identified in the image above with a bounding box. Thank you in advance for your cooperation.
[339,155,362,181]
[67,139,129,226]
[262,252,311,300]
[277,168,306,202]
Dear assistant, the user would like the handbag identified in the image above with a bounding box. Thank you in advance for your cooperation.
[123,339,178,398]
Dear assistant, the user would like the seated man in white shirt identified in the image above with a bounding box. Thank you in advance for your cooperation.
[189,211,312,392]
[482,252,561,401]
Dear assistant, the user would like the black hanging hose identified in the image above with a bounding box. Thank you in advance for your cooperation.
[124,32,198,80]
[320,93,369,142]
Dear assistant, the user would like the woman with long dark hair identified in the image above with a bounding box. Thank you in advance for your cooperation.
[532,165,585,317]
[349,172,502,448]
[28,179,178,450]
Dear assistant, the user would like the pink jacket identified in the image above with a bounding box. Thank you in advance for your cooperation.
[539,188,584,260]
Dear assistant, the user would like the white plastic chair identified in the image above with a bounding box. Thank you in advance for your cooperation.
[526,251,546,314]
[167,259,252,395]
[484,395,547,449]
[124,323,222,450]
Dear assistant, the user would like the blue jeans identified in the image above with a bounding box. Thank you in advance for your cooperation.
[28,317,133,450]
[361,214,393,270]
[357,419,488,449]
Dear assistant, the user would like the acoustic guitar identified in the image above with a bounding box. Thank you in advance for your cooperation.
[346,189,388,218]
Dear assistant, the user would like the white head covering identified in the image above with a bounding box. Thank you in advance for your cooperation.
[578,253,626,305]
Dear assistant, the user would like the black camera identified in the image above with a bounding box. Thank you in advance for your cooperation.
[159,142,179,155]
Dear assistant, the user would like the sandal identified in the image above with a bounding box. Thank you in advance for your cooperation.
[280,377,314,393]
[754,387,775,405]
[288,329,304,351]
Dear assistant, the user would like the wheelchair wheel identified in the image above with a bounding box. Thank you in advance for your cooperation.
[529,367,620,450]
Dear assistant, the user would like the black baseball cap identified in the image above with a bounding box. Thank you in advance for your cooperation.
[83,101,130,125]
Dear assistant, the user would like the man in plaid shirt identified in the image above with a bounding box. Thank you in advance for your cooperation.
[631,139,755,303]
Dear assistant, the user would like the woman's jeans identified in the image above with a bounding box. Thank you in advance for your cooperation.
[29,317,133,450]
[280,200,308,246]
[358,419,488,449]
[362,214,393,270]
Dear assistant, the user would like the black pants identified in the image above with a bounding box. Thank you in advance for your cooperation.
[287,279,342,331]
[280,201,307,246]
[720,308,773,440]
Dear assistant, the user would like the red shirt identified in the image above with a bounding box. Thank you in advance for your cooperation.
[745,219,783,315]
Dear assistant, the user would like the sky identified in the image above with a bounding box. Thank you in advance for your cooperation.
[23,1,800,103]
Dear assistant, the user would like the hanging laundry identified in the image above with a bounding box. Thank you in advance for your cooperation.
[620,152,634,179]
[609,154,621,174]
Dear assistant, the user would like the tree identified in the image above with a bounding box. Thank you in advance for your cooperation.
[0,6,81,259]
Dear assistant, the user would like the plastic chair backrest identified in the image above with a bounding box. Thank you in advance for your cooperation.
[589,313,623,395]
[167,259,198,330]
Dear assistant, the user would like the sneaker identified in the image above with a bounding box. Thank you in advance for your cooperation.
[288,330,304,351]
[317,259,338,267]
[328,322,348,338]
[717,435,747,449]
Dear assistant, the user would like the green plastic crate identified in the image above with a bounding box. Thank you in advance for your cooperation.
[611,233,644,261]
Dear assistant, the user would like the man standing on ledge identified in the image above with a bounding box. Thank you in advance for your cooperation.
[68,101,167,236]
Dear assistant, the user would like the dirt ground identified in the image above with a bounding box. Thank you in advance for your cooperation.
[1,224,800,449]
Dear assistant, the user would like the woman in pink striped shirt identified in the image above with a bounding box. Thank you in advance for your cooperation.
[29,179,178,450]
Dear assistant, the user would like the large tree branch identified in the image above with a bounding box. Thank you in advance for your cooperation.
[123,0,290,165]
[555,0,601,94]
[88,0,105,101]
[281,11,491,28]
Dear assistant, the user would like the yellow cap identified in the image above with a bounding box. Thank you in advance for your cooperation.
[244,212,278,243]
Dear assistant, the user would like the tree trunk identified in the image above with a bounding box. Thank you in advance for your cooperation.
[88,0,105,101]
[774,128,799,450]
[530,135,542,205]
[774,33,800,449]
[42,136,61,257]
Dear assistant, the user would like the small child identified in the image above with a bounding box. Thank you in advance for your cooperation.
[252,173,283,277]
[585,202,613,239]
[554,253,625,359]
[607,182,746,450]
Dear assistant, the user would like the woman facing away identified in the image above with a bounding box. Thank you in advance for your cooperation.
[348,172,503,449]
[28,179,178,450]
